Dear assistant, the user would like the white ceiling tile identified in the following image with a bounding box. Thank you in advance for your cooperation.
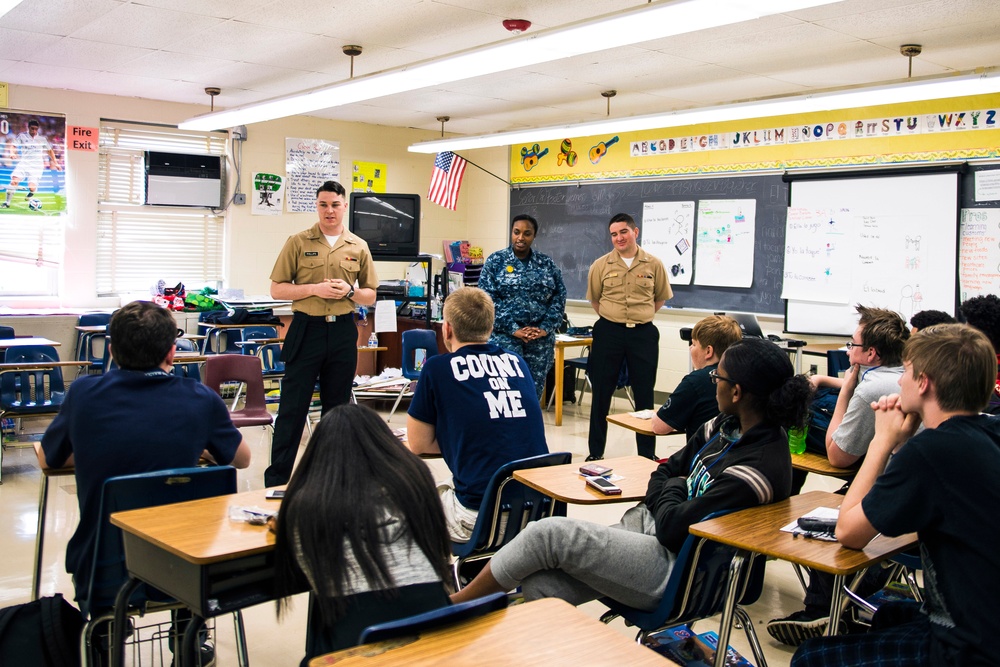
[0,0,122,36]
[122,0,271,20]
[24,36,153,70]
[166,20,327,64]
[108,50,233,80]
[68,4,224,49]
[0,28,63,60]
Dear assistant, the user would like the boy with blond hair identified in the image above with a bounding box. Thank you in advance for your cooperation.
[651,314,742,442]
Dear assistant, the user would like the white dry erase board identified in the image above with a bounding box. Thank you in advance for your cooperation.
[784,171,960,336]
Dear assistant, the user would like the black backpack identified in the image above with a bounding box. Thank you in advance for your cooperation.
[0,594,84,666]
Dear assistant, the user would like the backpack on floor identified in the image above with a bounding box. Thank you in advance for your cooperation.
[0,594,84,667]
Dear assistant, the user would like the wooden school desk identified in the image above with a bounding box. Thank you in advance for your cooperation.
[110,487,303,666]
[513,454,657,504]
[553,336,591,426]
[791,451,858,479]
[689,490,916,659]
[307,597,668,667]
[606,412,656,436]
[0,336,61,348]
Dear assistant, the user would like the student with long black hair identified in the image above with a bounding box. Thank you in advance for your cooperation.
[272,404,452,663]
[452,337,812,609]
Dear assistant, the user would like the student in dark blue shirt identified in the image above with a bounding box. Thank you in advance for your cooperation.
[652,315,742,443]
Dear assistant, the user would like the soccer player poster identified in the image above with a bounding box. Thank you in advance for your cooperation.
[0,110,66,216]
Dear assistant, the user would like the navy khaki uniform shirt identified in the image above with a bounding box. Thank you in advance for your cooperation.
[586,247,672,324]
[270,224,378,316]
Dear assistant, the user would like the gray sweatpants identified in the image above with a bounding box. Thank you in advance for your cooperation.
[489,504,676,611]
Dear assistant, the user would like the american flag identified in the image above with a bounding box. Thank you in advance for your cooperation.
[427,151,467,210]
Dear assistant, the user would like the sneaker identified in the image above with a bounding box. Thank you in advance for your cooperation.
[766,609,831,646]
[0,203,8,208]
[585,454,604,462]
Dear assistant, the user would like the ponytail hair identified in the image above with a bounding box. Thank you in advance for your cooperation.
[723,338,813,430]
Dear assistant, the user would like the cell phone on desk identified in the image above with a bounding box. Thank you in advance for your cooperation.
[265,489,285,500]
[585,475,622,495]
[579,463,613,477]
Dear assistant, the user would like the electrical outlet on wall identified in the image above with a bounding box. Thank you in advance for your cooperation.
[234,193,246,205]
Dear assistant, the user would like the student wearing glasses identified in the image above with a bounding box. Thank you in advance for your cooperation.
[451,338,811,611]
[768,304,909,646]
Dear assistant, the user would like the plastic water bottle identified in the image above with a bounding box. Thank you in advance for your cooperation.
[368,332,378,348]
[788,424,808,455]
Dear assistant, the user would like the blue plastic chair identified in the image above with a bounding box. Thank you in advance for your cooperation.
[83,466,249,667]
[304,582,451,660]
[76,313,112,374]
[451,451,572,590]
[386,329,439,422]
[0,325,14,339]
[173,337,201,381]
[0,345,67,482]
[359,591,508,644]
[259,343,285,379]
[599,510,769,667]
[236,325,278,355]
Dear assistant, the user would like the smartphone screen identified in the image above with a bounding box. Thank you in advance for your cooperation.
[585,476,622,495]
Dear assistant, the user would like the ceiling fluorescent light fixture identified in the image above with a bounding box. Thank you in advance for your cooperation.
[408,71,1000,153]
[0,0,25,19]
[179,0,838,131]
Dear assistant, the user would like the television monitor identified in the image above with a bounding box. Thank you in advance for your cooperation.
[349,192,421,257]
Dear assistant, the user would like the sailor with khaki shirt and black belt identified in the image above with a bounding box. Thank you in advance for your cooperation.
[586,212,672,461]
[265,180,378,487]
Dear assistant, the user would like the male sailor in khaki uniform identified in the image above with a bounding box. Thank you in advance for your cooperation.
[586,212,672,461]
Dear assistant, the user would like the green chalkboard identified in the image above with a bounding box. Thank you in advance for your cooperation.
[511,174,789,314]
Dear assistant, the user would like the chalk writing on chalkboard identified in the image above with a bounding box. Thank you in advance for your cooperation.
[510,174,788,315]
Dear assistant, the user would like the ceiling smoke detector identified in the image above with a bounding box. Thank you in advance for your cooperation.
[503,19,531,35]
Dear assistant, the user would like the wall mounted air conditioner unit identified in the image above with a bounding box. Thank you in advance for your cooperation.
[145,151,223,207]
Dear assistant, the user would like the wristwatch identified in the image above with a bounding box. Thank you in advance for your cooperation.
[346,287,355,300]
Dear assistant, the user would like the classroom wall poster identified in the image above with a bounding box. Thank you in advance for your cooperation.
[641,200,694,286]
[974,170,1000,202]
[694,199,755,287]
[252,172,284,216]
[352,161,387,193]
[781,207,853,303]
[959,208,1000,300]
[0,110,66,216]
[285,137,340,213]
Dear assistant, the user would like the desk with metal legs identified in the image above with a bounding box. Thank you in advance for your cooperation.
[689,490,916,667]
[32,442,74,601]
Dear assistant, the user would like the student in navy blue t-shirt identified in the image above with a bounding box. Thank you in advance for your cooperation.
[407,287,548,542]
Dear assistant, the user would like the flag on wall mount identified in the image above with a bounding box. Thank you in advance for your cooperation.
[427,151,467,210]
